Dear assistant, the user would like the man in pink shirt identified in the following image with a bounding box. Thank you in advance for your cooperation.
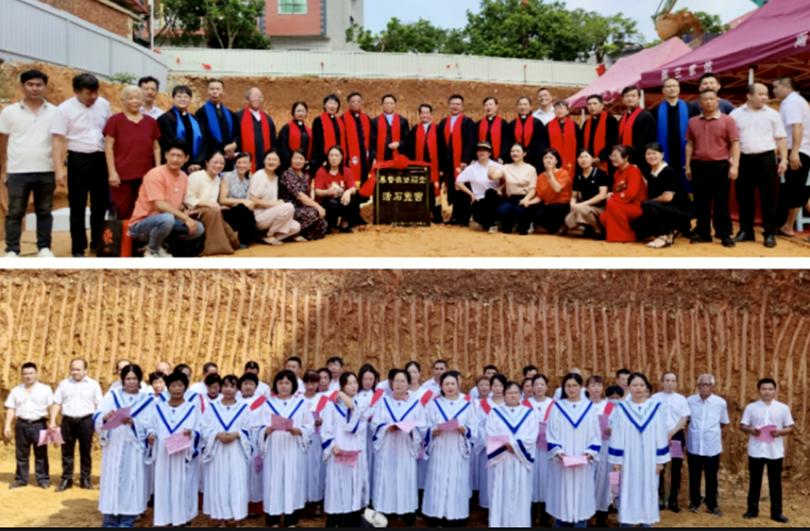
[127,140,204,257]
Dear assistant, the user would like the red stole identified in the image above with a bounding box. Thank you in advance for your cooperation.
[287,120,312,160]
[548,118,577,174]
[479,116,503,157]
[479,398,491,414]
[343,111,371,179]
[376,114,402,162]
[420,390,434,405]
[444,114,465,178]
[416,122,439,192]
[513,115,534,147]
[619,107,642,146]
[240,108,270,172]
[583,112,608,171]
[320,112,344,154]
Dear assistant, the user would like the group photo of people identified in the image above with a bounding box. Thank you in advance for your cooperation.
[2,68,809,257]
[4,353,796,528]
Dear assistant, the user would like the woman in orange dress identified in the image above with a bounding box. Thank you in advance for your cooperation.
[600,145,648,242]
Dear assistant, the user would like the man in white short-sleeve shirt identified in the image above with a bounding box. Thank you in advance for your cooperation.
[730,83,788,247]
[740,378,794,523]
[773,76,810,235]
[51,72,111,257]
[0,69,58,258]
[3,362,54,488]
[652,371,690,512]
[686,373,729,516]
[51,358,102,491]
[138,76,165,120]
[532,87,555,125]
[455,142,503,233]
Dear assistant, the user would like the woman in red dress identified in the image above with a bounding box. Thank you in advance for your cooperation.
[600,145,648,242]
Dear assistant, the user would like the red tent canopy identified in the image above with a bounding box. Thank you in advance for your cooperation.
[567,38,691,110]
[639,0,810,88]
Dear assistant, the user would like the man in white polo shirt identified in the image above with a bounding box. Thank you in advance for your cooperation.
[773,76,810,236]
[651,371,690,513]
[0,69,57,258]
[3,361,54,489]
[730,83,788,248]
[50,358,102,491]
[740,378,794,524]
[686,373,729,517]
[51,73,111,257]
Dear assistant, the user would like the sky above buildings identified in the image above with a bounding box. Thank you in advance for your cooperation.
[365,0,756,42]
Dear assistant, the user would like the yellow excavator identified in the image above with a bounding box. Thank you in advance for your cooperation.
[653,0,704,41]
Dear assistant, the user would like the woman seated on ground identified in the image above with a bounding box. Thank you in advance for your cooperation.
[185,151,241,256]
[600,145,648,243]
[249,151,302,246]
[564,148,610,239]
[493,143,538,235]
[279,150,328,241]
[455,142,503,233]
[218,151,258,248]
[313,146,362,233]
[632,142,692,249]
[522,148,572,234]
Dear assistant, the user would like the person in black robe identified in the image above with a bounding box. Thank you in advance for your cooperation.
[342,92,373,185]
[277,101,312,172]
[437,94,478,225]
[194,79,238,169]
[619,85,657,174]
[370,94,410,163]
[477,96,512,163]
[578,94,618,174]
[235,87,277,173]
[510,96,549,172]
[406,103,442,223]
[156,85,205,173]
[652,78,691,184]
[311,94,345,171]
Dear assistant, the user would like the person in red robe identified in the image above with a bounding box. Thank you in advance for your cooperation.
[438,94,477,225]
[618,86,657,174]
[600,145,648,242]
[546,100,579,176]
[406,103,442,223]
[236,87,277,173]
[510,96,549,172]
[342,91,372,186]
[578,94,618,174]
[370,94,410,165]
[477,96,511,163]
[311,94,346,171]
[277,101,312,172]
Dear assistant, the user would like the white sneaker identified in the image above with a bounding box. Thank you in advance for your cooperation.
[488,226,498,234]
[156,248,172,258]
[4,251,18,258]
[144,247,172,258]
[37,248,54,258]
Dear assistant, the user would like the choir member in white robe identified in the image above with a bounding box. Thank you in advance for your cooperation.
[357,364,382,491]
[475,374,507,510]
[146,370,203,527]
[197,375,221,495]
[302,370,327,510]
[253,370,314,527]
[587,375,616,527]
[145,371,167,502]
[422,371,477,526]
[405,361,431,490]
[238,373,265,513]
[321,372,370,527]
[318,368,333,394]
[370,369,425,527]
[96,364,152,528]
[201,375,251,525]
[609,373,671,527]
[545,372,601,527]
[486,381,538,528]
[469,375,491,497]
[526,374,554,527]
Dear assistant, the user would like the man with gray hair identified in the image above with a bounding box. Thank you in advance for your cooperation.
[236,87,276,173]
[686,373,729,516]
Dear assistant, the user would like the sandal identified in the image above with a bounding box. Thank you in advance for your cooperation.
[263,237,283,246]
[646,236,669,249]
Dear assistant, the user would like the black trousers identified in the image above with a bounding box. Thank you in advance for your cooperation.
[322,196,362,230]
[265,510,300,527]
[5,172,55,253]
[14,418,49,484]
[469,189,502,229]
[779,152,810,214]
[635,199,692,239]
[67,151,109,255]
[688,453,720,510]
[747,457,783,517]
[659,430,685,506]
[496,195,531,234]
[60,414,94,482]
[531,202,570,234]
[691,160,731,240]
[324,510,362,527]
[737,152,780,235]
[222,203,257,245]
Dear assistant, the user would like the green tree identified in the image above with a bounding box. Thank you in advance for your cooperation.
[347,17,467,54]
[158,0,269,49]
[692,11,730,35]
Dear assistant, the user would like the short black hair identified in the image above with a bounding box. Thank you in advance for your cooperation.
[586,375,604,386]
[165,370,189,390]
[389,368,411,385]
[244,361,260,371]
[586,94,604,103]
[347,91,363,101]
[621,85,641,97]
[165,140,190,156]
[504,381,522,394]
[286,356,302,368]
[775,77,796,90]
[482,96,498,105]
[205,150,226,164]
[174,363,191,373]
[317,367,332,378]
[645,142,664,154]
[381,94,397,103]
[628,372,652,392]
[272,369,299,394]
[21,69,48,85]
[291,101,308,115]
[323,93,341,110]
[616,368,632,378]
[439,370,461,396]
[221,374,239,388]
[757,378,777,389]
[490,373,508,389]
[433,359,448,369]
[553,99,570,110]
[358,363,380,389]
[339,371,358,390]
[610,145,633,160]
[326,356,344,366]
[418,103,433,113]
[448,94,464,103]
[303,369,320,384]
[541,148,563,168]
[532,373,549,385]
[662,77,680,86]
[204,373,222,387]
[698,72,719,83]
[699,88,719,98]
[202,362,218,374]
[172,85,193,98]
[148,371,165,385]
[561,372,584,396]
[483,364,498,372]
[405,360,421,372]
[238,372,259,387]
[138,76,159,88]
[72,73,99,92]
[606,385,624,397]
[21,362,37,372]
[207,78,225,88]
[517,96,532,105]
[120,363,143,384]
[522,364,538,377]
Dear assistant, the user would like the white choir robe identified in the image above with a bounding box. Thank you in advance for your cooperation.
[200,400,251,521]
[357,389,377,490]
[423,396,476,521]
[370,395,426,515]
[485,404,538,528]
[304,392,326,503]
[474,398,500,508]
[591,400,615,512]
[608,399,671,526]
[246,401,266,504]
[253,396,314,516]
[145,393,168,500]
[94,390,153,518]
[146,398,203,527]
[527,396,554,504]
[321,399,370,514]
[411,387,433,490]
[197,393,220,494]
[545,399,601,524]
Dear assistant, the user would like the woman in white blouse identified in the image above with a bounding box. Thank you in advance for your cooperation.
[218,152,258,248]
[185,151,240,255]
[492,143,538,234]
[249,151,301,246]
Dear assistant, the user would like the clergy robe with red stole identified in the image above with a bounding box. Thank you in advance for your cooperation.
[618,107,657,174]
[600,163,648,242]
[547,117,580,176]
[236,108,277,173]
[477,115,512,164]
[370,113,410,164]
[406,121,442,222]
[510,114,550,172]
[342,110,372,185]
[311,113,346,171]
[277,120,312,171]
[579,111,619,173]
[437,113,477,224]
